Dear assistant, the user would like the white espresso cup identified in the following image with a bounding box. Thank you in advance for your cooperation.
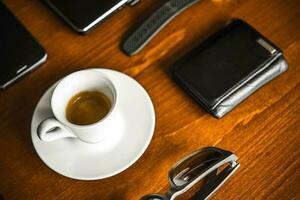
[37,70,120,143]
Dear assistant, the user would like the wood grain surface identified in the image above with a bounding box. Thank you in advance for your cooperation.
[0,0,300,199]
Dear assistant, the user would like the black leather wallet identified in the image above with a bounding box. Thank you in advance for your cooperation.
[170,19,288,118]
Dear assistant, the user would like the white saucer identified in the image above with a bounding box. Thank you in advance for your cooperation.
[31,69,155,180]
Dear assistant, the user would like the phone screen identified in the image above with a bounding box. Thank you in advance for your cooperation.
[43,0,128,32]
[0,3,46,88]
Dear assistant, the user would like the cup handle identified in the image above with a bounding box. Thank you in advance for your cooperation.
[37,117,77,142]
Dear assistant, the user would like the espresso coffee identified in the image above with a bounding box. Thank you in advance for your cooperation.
[66,91,111,125]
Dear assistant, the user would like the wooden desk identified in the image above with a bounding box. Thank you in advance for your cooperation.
[1,0,299,199]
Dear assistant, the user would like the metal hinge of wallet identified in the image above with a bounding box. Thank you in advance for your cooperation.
[256,38,277,54]
[128,0,140,6]
[122,0,200,56]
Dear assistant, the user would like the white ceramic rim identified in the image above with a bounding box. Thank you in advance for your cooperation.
[50,70,118,129]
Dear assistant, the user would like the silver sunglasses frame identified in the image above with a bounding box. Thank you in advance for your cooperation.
[141,147,240,200]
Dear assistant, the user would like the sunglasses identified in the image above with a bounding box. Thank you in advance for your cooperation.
[140,147,240,200]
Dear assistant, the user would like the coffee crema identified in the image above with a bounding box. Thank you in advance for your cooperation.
[66,91,111,125]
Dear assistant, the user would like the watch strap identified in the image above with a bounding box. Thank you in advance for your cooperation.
[122,0,200,56]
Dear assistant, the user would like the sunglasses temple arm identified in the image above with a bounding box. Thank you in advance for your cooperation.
[190,162,240,200]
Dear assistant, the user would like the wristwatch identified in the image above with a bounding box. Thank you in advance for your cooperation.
[122,0,200,56]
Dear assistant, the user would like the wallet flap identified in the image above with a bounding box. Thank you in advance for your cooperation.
[170,19,288,118]
[171,19,282,109]
[213,55,288,118]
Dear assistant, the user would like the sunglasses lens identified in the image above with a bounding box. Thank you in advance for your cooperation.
[170,148,224,187]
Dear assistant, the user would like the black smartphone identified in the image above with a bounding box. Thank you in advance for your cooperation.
[42,0,136,34]
[0,2,47,89]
